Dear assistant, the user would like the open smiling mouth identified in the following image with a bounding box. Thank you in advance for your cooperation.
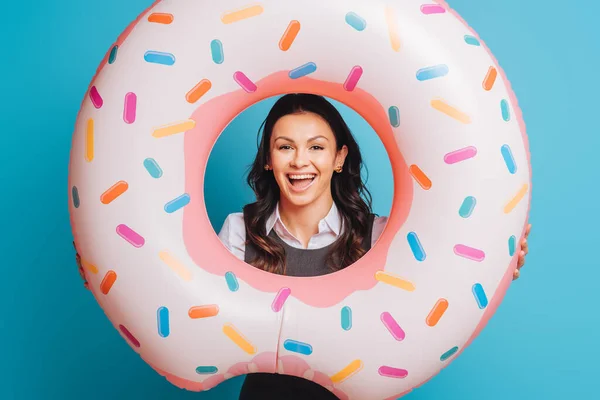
[287,173,316,192]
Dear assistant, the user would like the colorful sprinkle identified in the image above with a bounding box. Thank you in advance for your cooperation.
[159,250,192,281]
[504,184,528,214]
[464,35,480,46]
[330,360,363,383]
[416,64,449,81]
[116,224,145,248]
[144,51,176,66]
[225,272,239,292]
[81,259,99,274]
[119,324,140,348]
[440,346,459,361]
[152,119,196,138]
[89,86,103,109]
[100,271,117,294]
[148,13,173,24]
[384,6,401,51]
[279,20,301,51]
[345,12,366,31]
[186,79,212,103]
[233,71,257,93]
[164,193,191,213]
[388,106,400,127]
[444,146,477,164]
[196,366,218,375]
[85,118,94,162]
[483,66,498,91]
[501,99,511,121]
[454,244,485,262]
[459,196,477,218]
[157,306,170,337]
[271,288,291,312]
[223,324,256,354]
[289,62,317,79]
[108,45,118,64]
[375,271,415,291]
[211,39,224,64]
[421,4,446,14]
[472,283,488,309]
[501,144,517,174]
[344,66,363,91]
[189,305,220,319]
[123,92,137,124]
[143,158,163,178]
[283,339,313,355]
[100,181,129,204]
[409,164,432,190]
[509,235,516,256]
[380,312,405,341]
[407,232,426,261]
[72,186,80,208]
[378,366,408,379]
[221,4,264,24]
[341,306,352,331]
[431,99,471,124]
[426,299,449,326]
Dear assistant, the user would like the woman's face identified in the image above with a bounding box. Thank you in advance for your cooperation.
[269,111,348,207]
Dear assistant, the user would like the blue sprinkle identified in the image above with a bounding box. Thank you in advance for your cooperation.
[464,35,480,46]
[225,272,239,292]
[501,144,517,174]
[211,39,224,64]
[472,283,488,309]
[157,306,170,338]
[459,196,476,218]
[289,62,317,79]
[500,99,511,121]
[416,64,449,81]
[440,346,459,361]
[144,51,176,66]
[388,106,400,128]
[164,193,190,213]
[508,235,516,256]
[109,45,118,64]
[72,186,80,208]
[196,366,218,374]
[283,339,313,355]
[144,158,163,178]
[345,12,366,31]
[407,232,426,261]
[341,306,352,331]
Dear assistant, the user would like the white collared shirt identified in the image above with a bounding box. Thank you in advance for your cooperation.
[217,202,388,261]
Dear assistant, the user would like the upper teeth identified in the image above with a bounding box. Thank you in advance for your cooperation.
[289,174,315,179]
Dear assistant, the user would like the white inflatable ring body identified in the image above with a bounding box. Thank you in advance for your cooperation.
[68,0,531,398]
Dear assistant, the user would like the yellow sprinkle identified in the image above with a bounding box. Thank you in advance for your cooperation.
[431,99,471,124]
[158,251,192,282]
[375,271,415,291]
[223,324,257,354]
[85,118,94,162]
[221,4,264,24]
[152,119,196,138]
[385,6,401,52]
[504,184,529,214]
[82,259,98,274]
[330,360,364,383]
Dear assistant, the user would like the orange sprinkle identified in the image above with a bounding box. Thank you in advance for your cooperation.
[189,305,220,319]
[504,183,529,214]
[279,20,301,51]
[385,6,401,52]
[186,79,212,104]
[81,259,98,274]
[85,118,94,162]
[483,66,497,91]
[430,99,471,124]
[409,165,432,190]
[100,270,117,294]
[426,298,449,326]
[100,181,129,204]
[148,13,174,24]
[221,4,264,24]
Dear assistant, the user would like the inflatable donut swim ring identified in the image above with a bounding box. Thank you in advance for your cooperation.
[68,0,531,398]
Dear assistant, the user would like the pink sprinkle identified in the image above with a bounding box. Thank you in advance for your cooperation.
[454,244,485,262]
[116,224,145,248]
[444,146,477,164]
[344,65,363,91]
[378,366,408,379]
[421,4,446,14]
[119,324,141,348]
[233,71,257,93]
[123,92,137,124]
[271,287,291,312]
[380,312,405,341]
[89,86,103,109]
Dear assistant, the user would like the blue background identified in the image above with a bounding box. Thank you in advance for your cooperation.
[1,0,597,399]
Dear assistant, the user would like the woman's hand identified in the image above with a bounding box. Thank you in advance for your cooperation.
[513,224,531,280]
[73,242,90,290]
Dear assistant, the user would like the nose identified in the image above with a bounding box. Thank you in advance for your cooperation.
[290,148,310,168]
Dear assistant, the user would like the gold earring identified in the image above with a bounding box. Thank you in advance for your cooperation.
[264,164,271,170]
[335,165,343,173]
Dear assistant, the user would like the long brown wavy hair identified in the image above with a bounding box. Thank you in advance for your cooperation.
[243,93,374,275]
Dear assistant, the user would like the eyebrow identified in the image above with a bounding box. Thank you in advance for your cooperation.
[274,135,329,143]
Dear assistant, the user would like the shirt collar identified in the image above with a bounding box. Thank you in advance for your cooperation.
[266,201,342,236]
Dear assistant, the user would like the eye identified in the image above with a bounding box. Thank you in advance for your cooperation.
[279,145,292,150]
[311,145,324,150]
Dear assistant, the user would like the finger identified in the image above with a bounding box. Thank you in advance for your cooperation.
[521,239,528,255]
[517,251,525,268]
[525,223,532,237]
[513,269,520,280]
